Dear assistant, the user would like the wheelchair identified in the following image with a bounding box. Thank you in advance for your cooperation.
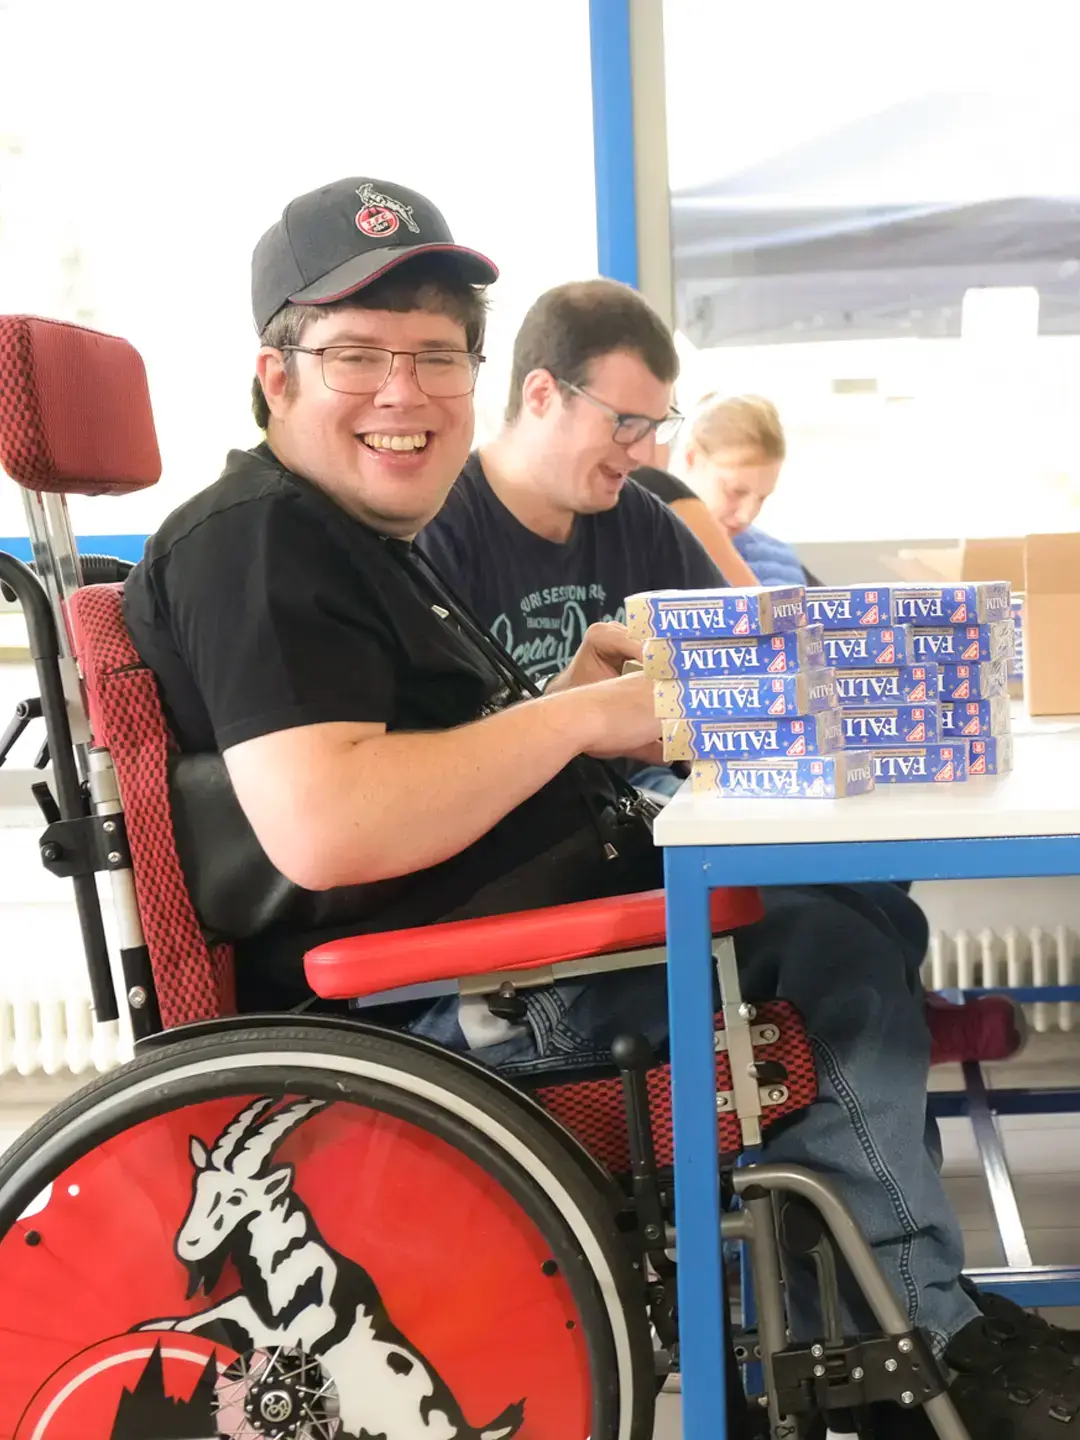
[0,315,971,1440]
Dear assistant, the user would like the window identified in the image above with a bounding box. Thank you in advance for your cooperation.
[0,0,598,544]
[664,0,1080,542]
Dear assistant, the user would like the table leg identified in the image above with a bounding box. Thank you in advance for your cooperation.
[665,846,727,1438]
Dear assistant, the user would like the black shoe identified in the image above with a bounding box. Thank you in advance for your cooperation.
[947,1313,1080,1434]
[801,1315,1080,1438]
[962,1277,1080,1361]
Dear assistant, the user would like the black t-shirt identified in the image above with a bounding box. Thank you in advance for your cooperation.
[123,443,623,995]
[631,465,698,507]
[415,454,725,682]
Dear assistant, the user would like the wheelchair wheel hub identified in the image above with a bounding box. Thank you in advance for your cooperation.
[218,1348,339,1439]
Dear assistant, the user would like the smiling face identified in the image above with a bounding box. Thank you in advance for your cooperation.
[521,349,674,517]
[257,305,477,537]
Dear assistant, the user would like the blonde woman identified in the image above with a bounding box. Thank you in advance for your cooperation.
[637,393,808,587]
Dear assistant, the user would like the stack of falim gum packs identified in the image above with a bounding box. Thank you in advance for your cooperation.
[809,581,1015,784]
[625,585,875,799]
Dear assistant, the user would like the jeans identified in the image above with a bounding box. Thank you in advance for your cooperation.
[409,878,978,1354]
[629,762,684,798]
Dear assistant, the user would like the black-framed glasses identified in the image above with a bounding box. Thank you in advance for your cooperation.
[557,378,683,446]
[281,345,485,398]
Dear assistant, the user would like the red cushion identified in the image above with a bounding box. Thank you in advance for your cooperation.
[304,886,763,1000]
[0,315,161,495]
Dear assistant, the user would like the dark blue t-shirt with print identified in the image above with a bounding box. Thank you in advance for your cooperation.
[416,456,726,682]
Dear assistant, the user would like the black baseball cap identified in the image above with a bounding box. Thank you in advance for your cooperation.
[251,177,499,332]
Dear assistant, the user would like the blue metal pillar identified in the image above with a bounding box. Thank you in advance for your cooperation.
[588,0,640,287]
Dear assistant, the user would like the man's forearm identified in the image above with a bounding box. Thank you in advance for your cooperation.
[287,690,601,889]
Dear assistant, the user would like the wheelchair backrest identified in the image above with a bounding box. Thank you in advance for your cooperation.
[0,314,234,1031]
[67,584,236,1025]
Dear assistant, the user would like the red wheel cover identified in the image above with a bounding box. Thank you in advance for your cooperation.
[0,1094,594,1438]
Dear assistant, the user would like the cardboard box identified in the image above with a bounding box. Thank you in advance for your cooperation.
[842,703,941,746]
[888,538,1024,588]
[822,627,914,668]
[872,743,968,784]
[689,751,875,799]
[805,586,896,629]
[961,538,1026,589]
[642,624,825,680]
[940,697,1012,737]
[911,622,1014,665]
[653,669,838,720]
[834,664,939,705]
[966,735,1014,776]
[662,710,845,761]
[626,586,806,641]
[1023,533,1080,716]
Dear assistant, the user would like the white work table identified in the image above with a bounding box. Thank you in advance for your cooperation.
[655,714,1080,850]
[656,706,1080,1440]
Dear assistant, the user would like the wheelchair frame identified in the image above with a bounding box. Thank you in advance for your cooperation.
[0,313,973,1440]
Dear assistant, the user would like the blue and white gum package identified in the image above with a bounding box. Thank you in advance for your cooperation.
[894,582,1011,625]
[911,622,1014,665]
[938,661,1009,701]
[833,664,939,706]
[642,624,825,680]
[661,710,844,762]
[689,751,875,799]
[872,743,968,784]
[822,627,915,669]
[625,585,806,642]
[653,669,838,720]
[841,703,942,746]
[1010,596,1025,686]
[940,697,1012,737]
[804,585,896,629]
[967,736,1014,776]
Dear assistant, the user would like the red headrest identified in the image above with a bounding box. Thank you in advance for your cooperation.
[0,315,161,495]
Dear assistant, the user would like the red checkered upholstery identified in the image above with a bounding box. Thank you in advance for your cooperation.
[535,1001,817,1171]
[0,316,161,494]
[66,584,235,1026]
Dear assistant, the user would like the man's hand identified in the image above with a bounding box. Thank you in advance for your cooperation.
[575,671,662,760]
[545,622,643,694]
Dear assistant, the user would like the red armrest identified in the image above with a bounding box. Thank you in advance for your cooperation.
[304,886,763,1001]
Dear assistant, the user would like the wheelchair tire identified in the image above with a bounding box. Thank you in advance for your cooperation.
[0,1022,656,1440]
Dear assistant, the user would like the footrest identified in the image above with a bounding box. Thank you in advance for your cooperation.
[304,886,764,1000]
[773,1330,944,1418]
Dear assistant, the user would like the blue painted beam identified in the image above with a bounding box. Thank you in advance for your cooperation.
[1,535,147,564]
[675,836,1080,887]
[588,0,640,286]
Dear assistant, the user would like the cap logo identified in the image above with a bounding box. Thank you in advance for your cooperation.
[355,182,420,238]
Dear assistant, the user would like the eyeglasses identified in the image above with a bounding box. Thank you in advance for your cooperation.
[557,378,684,446]
[281,345,485,398]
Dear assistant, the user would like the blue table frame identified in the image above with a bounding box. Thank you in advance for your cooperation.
[662,833,1080,1440]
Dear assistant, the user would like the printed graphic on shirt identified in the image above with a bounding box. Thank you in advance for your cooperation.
[490,584,624,678]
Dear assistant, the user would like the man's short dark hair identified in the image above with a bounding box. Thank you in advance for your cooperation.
[506,278,678,423]
[252,257,489,430]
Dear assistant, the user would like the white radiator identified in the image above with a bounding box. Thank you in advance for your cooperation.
[3,927,1078,1078]
[0,992,132,1077]
[925,926,1080,1034]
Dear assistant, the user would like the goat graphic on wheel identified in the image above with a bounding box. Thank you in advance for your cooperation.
[137,1097,526,1440]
